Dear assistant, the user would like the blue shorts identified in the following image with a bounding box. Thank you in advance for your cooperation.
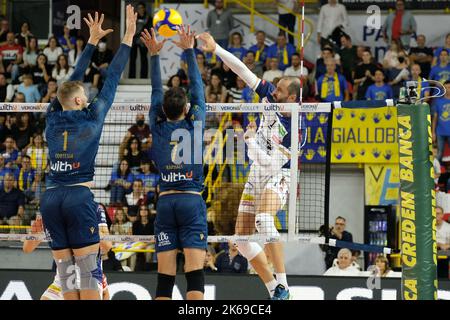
[155,193,207,253]
[40,186,99,250]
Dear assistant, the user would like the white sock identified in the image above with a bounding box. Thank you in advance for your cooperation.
[275,273,288,290]
[265,279,278,297]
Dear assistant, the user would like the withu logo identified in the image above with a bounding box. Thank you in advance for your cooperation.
[51,161,80,172]
[161,171,193,182]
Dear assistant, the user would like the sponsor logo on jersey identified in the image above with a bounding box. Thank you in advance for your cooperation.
[160,171,193,183]
[50,161,80,172]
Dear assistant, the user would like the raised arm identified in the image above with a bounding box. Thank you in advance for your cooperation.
[46,11,114,114]
[198,32,260,90]
[141,28,167,131]
[173,25,205,123]
[92,5,136,120]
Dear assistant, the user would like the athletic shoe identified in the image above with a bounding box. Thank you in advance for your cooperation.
[271,284,291,300]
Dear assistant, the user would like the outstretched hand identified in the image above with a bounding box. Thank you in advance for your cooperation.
[140,28,167,56]
[84,12,114,46]
[172,25,196,50]
[196,32,217,53]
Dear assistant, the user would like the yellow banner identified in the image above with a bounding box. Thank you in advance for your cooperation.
[365,164,400,206]
[332,107,399,163]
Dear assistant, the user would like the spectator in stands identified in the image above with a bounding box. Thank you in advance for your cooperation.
[136,159,159,204]
[263,57,283,83]
[214,62,236,89]
[207,0,234,49]
[13,92,25,103]
[314,46,336,81]
[432,81,450,162]
[126,179,148,221]
[30,54,51,90]
[119,135,147,172]
[228,32,247,61]
[167,74,182,89]
[382,0,416,50]
[68,36,85,68]
[110,207,132,235]
[338,34,357,83]
[324,216,353,269]
[372,254,393,277]
[1,136,19,168]
[353,48,378,100]
[21,37,39,71]
[206,73,228,103]
[57,24,75,54]
[316,58,348,103]
[365,69,393,100]
[129,2,150,79]
[437,206,450,250]
[17,73,41,103]
[267,31,295,72]
[433,33,450,67]
[429,49,450,83]
[15,22,34,49]
[109,159,134,205]
[10,112,35,150]
[132,205,154,235]
[81,61,100,101]
[204,245,218,273]
[23,132,48,173]
[215,242,248,273]
[277,0,297,45]
[42,36,63,66]
[248,30,269,68]
[126,113,152,151]
[14,155,36,201]
[409,34,433,79]
[383,40,408,70]
[196,52,211,85]
[92,39,113,80]
[0,154,11,188]
[284,52,308,79]
[180,40,202,76]
[0,19,10,45]
[0,73,14,102]
[387,51,410,98]
[324,248,360,276]
[243,51,263,78]
[228,76,246,103]
[40,78,57,104]
[409,64,430,101]
[0,32,23,82]
[317,0,349,49]
[52,54,73,85]
[0,172,25,225]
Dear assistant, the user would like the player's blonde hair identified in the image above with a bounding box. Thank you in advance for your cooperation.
[57,81,85,107]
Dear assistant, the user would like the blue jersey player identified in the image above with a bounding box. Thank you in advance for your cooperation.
[198,32,299,299]
[141,26,207,300]
[39,6,136,300]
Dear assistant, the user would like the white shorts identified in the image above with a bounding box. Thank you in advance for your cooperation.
[238,166,290,215]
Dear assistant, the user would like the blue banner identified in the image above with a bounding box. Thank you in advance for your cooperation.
[300,112,328,163]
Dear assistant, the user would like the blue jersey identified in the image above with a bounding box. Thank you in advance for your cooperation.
[149,49,206,193]
[317,73,348,102]
[45,44,130,188]
[248,44,269,66]
[365,84,394,100]
[267,43,296,71]
[432,97,450,137]
[228,47,247,61]
[429,63,450,83]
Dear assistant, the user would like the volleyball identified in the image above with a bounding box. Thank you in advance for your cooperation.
[152,8,183,38]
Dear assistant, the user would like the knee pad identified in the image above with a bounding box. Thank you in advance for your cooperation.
[75,252,102,291]
[156,273,176,298]
[185,269,205,293]
[55,257,77,294]
[255,213,279,238]
[235,241,262,261]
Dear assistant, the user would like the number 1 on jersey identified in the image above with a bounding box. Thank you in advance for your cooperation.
[62,130,68,151]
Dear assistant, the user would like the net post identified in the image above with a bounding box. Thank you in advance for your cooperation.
[323,104,334,242]
[288,105,300,241]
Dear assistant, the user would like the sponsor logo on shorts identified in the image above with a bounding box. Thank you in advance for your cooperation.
[200,233,205,241]
[89,227,95,234]
[157,232,171,247]
[160,171,193,183]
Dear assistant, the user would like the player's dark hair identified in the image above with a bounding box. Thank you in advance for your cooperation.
[22,155,31,161]
[336,216,346,222]
[163,87,187,121]
[117,159,132,178]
